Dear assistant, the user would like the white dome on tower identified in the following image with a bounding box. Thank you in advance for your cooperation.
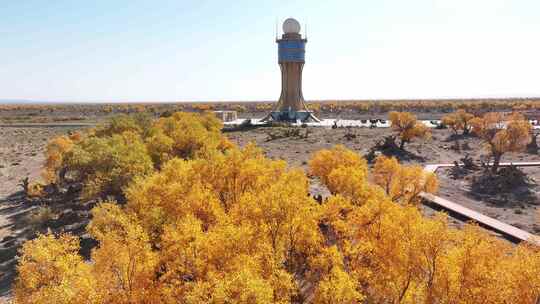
[283,18,301,34]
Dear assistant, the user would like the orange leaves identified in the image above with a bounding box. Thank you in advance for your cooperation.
[232,168,322,272]
[149,111,226,163]
[121,143,320,301]
[66,131,154,198]
[470,112,531,172]
[309,145,367,187]
[495,116,532,153]
[41,111,231,199]
[42,135,74,183]
[309,145,386,207]
[373,155,438,204]
[95,113,144,137]
[313,267,364,304]
[442,109,475,135]
[88,203,159,303]
[308,146,540,303]
[126,157,226,240]
[470,112,531,154]
[389,111,431,149]
[502,244,540,303]
[16,120,540,303]
[310,147,540,303]
[470,112,505,143]
[14,233,98,304]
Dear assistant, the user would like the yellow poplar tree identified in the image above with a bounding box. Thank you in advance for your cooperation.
[88,203,159,303]
[14,115,540,304]
[388,111,431,150]
[42,135,74,184]
[372,155,438,204]
[441,109,475,135]
[308,145,367,187]
[313,267,364,304]
[470,112,531,172]
[14,233,98,304]
[147,111,225,164]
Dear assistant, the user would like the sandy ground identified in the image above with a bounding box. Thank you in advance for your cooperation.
[227,127,476,167]
[437,166,540,235]
[0,126,79,302]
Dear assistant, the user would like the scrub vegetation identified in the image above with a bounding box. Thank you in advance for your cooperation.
[11,111,540,304]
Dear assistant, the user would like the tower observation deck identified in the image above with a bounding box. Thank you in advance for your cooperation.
[264,18,319,122]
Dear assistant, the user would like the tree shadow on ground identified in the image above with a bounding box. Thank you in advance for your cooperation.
[0,190,35,298]
[442,134,476,152]
[365,135,425,163]
[0,186,97,298]
[469,166,538,207]
[443,133,474,143]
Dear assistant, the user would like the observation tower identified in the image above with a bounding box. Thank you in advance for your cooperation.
[264,18,319,122]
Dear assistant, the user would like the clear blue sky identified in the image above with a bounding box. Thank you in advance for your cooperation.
[1,0,539,102]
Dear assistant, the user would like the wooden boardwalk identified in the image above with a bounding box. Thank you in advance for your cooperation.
[421,162,540,245]
[424,162,540,173]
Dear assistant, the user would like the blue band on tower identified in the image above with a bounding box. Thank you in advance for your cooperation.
[278,40,305,63]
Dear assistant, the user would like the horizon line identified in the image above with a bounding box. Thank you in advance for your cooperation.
[2,95,540,105]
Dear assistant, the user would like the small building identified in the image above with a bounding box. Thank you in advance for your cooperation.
[213,110,237,122]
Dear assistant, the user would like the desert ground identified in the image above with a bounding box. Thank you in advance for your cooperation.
[1,106,540,301]
[0,126,88,300]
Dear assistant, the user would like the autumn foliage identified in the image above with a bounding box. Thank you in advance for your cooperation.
[388,111,431,149]
[42,111,229,199]
[14,234,97,304]
[372,155,438,204]
[42,135,75,184]
[15,113,540,303]
[441,109,475,136]
[470,112,532,172]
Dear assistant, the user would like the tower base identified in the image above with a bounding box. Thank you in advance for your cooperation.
[262,110,320,123]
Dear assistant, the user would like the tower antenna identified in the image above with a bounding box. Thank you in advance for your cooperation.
[275,17,278,40]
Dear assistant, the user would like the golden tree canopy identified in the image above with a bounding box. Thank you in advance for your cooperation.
[15,114,540,304]
[441,109,475,135]
[308,145,367,186]
[42,135,74,183]
[470,112,531,171]
[372,155,438,204]
[388,111,431,149]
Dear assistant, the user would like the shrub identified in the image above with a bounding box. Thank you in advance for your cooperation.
[42,135,74,184]
[14,233,97,304]
[470,112,531,173]
[65,131,154,199]
[146,111,226,166]
[16,121,540,304]
[42,112,229,198]
[308,145,367,186]
[94,113,143,137]
[388,111,431,150]
[441,109,475,135]
[372,155,438,204]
